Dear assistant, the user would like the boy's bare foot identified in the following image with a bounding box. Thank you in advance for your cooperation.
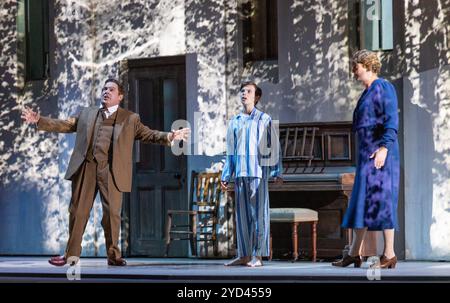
[224,257,250,266]
[246,256,263,267]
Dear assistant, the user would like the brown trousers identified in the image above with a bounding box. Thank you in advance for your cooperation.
[65,160,122,260]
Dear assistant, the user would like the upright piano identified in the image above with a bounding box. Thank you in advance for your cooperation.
[270,121,356,258]
[228,122,356,259]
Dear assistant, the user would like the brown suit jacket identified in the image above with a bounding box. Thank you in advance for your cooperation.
[37,106,170,192]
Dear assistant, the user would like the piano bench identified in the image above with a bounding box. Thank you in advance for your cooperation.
[269,208,318,262]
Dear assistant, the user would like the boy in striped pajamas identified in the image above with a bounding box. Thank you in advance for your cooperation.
[221,81,283,267]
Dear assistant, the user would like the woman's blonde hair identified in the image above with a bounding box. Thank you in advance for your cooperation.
[351,49,381,74]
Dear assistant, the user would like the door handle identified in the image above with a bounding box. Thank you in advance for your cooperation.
[174,173,184,187]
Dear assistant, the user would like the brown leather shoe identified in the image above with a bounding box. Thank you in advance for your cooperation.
[50,255,65,261]
[379,255,397,269]
[48,256,78,266]
[332,255,362,268]
[108,257,127,266]
[48,256,67,266]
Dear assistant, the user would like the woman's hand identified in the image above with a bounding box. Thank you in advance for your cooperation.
[370,147,388,169]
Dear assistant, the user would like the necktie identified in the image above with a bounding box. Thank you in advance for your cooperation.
[100,107,108,119]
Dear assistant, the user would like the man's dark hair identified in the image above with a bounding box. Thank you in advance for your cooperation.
[240,81,262,105]
[104,78,124,95]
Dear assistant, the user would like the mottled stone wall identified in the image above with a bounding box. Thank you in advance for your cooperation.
[402,0,450,260]
[0,0,61,254]
[224,0,362,123]
[0,0,229,256]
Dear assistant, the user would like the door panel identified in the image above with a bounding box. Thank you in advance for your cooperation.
[123,56,188,257]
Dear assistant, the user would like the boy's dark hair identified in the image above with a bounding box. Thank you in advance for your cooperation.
[240,81,262,105]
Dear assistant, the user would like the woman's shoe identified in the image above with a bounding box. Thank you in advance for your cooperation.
[379,255,397,269]
[332,255,362,268]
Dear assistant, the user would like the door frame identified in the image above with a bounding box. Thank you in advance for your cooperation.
[119,55,187,257]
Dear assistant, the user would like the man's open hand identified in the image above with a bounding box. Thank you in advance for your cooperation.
[170,128,191,142]
[21,106,40,124]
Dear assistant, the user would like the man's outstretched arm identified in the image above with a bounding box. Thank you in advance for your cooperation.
[21,106,78,133]
[134,115,190,146]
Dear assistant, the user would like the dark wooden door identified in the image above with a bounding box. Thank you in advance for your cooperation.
[122,56,188,257]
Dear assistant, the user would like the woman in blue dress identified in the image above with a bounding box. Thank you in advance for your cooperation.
[332,50,400,269]
[221,81,283,267]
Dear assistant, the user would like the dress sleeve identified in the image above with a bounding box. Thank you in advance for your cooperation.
[380,82,398,150]
[375,81,399,150]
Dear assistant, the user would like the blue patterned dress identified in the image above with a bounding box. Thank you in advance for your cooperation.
[342,78,400,231]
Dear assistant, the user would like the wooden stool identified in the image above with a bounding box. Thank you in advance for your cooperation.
[269,208,318,262]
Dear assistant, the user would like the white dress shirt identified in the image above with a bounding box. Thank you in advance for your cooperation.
[99,104,119,119]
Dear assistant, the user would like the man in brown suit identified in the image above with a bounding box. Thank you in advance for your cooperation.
[21,79,190,266]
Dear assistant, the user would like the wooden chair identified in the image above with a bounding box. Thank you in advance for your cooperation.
[165,171,222,257]
[269,208,318,262]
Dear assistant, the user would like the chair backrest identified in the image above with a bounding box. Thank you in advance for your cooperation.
[190,171,222,210]
[280,126,319,167]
